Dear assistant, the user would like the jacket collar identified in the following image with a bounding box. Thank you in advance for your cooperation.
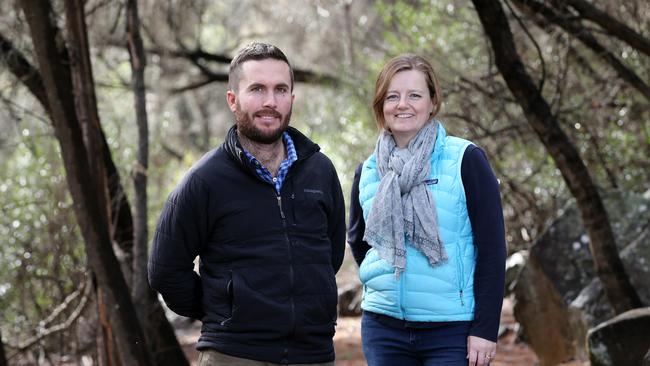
[224,125,320,169]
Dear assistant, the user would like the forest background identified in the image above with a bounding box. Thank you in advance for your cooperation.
[0,0,648,365]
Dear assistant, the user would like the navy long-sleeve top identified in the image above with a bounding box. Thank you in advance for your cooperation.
[347,145,506,342]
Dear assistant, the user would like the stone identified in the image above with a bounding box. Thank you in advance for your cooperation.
[587,307,650,366]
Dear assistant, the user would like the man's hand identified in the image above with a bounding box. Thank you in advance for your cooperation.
[467,335,496,366]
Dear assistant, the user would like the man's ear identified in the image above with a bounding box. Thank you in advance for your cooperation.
[226,90,237,113]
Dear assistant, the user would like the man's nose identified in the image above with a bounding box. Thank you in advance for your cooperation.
[262,91,277,108]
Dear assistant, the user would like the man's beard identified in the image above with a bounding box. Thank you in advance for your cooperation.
[234,103,292,144]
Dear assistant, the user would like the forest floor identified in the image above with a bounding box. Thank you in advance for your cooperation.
[176,297,558,366]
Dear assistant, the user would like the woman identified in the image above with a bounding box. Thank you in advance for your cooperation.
[348,54,506,366]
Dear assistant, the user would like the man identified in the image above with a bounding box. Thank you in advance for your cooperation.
[148,42,346,366]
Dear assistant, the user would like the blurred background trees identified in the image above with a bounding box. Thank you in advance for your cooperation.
[1,0,648,364]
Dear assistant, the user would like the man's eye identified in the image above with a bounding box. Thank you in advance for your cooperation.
[252,86,263,92]
[277,87,289,94]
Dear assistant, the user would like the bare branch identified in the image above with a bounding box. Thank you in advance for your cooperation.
[0,32,50,113]
[564,0,650,57]
[512,0,650,102]
[148,46,340,93]
[7,276,92,360]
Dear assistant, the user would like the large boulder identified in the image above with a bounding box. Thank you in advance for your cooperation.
[587,307,650,366]
[512,190,650,366]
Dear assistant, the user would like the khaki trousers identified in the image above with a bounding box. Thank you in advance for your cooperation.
[198,349,335,366]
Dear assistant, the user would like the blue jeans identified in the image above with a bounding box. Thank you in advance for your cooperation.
[361,312,470,366]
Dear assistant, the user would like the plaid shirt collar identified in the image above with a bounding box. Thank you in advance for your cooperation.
[242,132,298,194]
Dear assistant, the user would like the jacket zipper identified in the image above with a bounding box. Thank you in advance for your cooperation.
[276,192,295,362]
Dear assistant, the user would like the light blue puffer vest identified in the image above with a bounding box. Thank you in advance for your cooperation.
[358,124,476,322]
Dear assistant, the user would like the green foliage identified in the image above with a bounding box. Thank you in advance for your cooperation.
[0,113,85,342]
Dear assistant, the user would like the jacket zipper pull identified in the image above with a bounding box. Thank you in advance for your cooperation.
[277,196,286,219]
[459,290,465,306]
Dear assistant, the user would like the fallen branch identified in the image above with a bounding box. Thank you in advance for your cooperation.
[7,275,92,360]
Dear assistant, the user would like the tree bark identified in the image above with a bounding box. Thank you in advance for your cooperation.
[20,1,153,364]
[471,0,642,314]
[126,1,190,365]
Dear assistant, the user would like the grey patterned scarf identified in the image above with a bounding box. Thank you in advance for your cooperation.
[363,121,446,276]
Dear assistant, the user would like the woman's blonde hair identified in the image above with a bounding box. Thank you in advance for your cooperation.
[372,54,442,130]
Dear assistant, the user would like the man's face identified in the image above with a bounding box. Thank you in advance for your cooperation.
[227,59,294,144]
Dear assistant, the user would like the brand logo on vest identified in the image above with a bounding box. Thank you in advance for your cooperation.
[424,178,439,185]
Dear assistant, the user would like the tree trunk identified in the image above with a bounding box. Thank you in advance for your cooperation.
[127,0,150,315]
[20,1,153,364]
[126,1,190,365]
[470,0,642,314]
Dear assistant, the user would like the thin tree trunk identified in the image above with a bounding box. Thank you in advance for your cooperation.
[20,1,153,364]
[126,1,190,365]
[471,0,642,314]
[127,0,150,312]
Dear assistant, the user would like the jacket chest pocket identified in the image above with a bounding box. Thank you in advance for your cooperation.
[292,189,328,230]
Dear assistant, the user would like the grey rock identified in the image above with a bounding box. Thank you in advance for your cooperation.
[588,307,650,366]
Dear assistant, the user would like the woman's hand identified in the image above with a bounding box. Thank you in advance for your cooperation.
[467,335,496,365]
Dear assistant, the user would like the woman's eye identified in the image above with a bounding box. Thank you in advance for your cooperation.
[409,93,421,99]
[386,94,398,101]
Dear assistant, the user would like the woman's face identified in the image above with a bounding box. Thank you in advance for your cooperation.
[382,70,435,147]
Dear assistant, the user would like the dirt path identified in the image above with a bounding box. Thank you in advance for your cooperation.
[332,297,539,366]
[178,297,542,365]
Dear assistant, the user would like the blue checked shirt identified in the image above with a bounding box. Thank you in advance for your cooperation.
[242,132,298,194]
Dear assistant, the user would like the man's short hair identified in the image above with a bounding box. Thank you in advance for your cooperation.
[228,42,294,92]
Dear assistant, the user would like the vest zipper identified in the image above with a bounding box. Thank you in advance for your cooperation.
[456,242,465,307]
